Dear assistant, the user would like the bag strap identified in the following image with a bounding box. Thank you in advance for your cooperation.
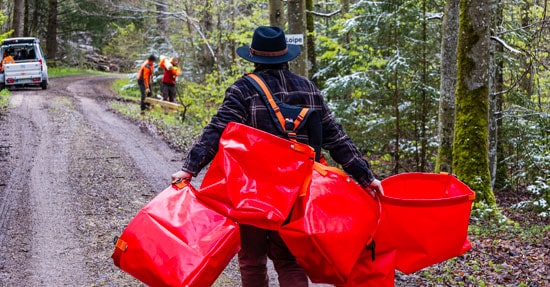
[244,73,323,162]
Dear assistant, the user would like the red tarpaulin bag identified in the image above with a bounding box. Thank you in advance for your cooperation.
[198,121,316,230]
[111,181,240,287]
[336,246,397,287]
[377,172,475,274]
[279,162,381,285]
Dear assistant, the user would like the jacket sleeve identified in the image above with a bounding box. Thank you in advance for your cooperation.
[319,97,376,186]
[181,81,249,175]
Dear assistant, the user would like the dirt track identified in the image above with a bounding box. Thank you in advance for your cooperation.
[0,75,244,287]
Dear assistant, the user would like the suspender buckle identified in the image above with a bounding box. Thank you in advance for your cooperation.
[285,118,295,132]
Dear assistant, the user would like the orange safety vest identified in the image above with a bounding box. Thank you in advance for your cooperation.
[1,55,15,72]
[137,60,154,89]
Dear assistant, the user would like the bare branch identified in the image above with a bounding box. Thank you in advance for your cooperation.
[306,9,341,18]
[490,36,522,54]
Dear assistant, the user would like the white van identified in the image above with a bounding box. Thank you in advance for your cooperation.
[0,37,49,90]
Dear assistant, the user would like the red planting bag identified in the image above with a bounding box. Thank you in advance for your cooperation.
[336,246,397,287]
[279,163,381,285]
[336,200,399,287]
[111,181,240,287]
[378,172,475,274]
[198,122,316,230]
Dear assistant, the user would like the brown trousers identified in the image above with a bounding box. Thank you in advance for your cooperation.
[238,224,309,287]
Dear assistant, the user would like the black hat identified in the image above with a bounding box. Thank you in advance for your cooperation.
[236,26,301,64]
[148,54,157,62]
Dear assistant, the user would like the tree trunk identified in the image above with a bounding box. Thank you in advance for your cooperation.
[519,1,533,97]
[435,0,459,173]
[419,0,428,171]
[199,0,214,77]
[269,0,285,28]
[29,0,41,37]
[392,0,400,174]
[453,0,495,205]
[491,0,507,190]
[306,0,316,79]
[287,0,307,77]
[157,0,169,35]
[23,0,30,36]
[12,0,24,37]
[46,0,58,61]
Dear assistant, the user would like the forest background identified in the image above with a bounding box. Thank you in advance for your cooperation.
[1,0,549,264]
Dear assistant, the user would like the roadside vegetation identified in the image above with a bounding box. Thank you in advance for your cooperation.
[48,67,110,78]
[0,88,8,109]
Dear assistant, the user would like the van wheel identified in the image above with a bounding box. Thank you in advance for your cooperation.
[0,84,4,91]
[41,81,48,90]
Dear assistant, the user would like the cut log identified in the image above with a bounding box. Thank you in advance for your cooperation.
[144,97,183,112]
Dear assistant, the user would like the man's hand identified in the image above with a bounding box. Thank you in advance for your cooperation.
[145,88,150,94]
[363,179,384,198]
[171,170,192,184]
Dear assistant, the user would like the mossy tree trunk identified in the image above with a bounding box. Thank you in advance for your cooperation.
[435,0,459,173]
[453,0,495,206]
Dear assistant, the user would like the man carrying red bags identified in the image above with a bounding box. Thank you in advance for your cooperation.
[172,26,384,287]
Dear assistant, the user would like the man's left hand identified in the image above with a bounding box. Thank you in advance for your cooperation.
[363,179,384,198]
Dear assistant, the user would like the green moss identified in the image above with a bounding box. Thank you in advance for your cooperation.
[453,0,495,206]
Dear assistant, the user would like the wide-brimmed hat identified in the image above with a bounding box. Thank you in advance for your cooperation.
[236,26,301,64]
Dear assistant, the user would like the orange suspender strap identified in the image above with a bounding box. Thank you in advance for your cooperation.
[247,73,288,132]
[294,108,309,131]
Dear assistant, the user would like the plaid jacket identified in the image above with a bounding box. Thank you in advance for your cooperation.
[182,68,375,186]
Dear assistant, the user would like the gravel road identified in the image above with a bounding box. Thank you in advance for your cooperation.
[0,75,237,287]
[0,75,335,287]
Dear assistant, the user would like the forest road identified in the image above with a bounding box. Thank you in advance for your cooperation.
[0,74,242,287]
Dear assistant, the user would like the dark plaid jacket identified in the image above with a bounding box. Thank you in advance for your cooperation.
[182,68,375,186]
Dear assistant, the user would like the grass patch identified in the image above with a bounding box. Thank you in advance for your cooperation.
[48,67,111,78]
[112,77,141,100]
[0,88,9,109]
[109,97,200,153]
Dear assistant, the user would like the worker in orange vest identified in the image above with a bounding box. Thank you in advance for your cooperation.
[159,56,181,103]
[137,54,156,111]
[1,50,15,72]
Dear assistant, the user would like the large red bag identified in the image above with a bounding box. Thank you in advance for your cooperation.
[198,122,316,230]
[336,245,397,287]
[111,181,240,287]
[378,172,475,274]
[279,163,381,285]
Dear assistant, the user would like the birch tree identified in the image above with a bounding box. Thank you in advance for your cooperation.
[453,0,495,205]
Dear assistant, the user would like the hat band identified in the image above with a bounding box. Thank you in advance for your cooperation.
[249,47,288,57]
